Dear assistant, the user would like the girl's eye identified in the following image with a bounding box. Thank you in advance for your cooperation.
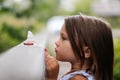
[61,36,67,40]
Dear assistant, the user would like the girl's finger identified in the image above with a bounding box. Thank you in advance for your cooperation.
[44,48,50,56]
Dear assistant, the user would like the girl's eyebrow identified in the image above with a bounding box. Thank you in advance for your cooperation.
[60,32,65,36]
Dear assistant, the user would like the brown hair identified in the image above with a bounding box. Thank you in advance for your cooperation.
[64,14,114,80]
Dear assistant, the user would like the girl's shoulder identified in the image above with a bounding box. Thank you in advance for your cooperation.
[69,74,88,80]
[59,70,94,80]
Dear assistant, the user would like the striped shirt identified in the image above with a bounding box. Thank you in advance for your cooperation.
[59,70,94,80]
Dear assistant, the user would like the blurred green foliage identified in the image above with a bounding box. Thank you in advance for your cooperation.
[0,0,60,22]
[105,16,120,28]
[0,18,40,53]
[72,0,120,28]
[73,0,94,14]
[114,38,120,80]
[0,13,44,53]
[0,0,59,53]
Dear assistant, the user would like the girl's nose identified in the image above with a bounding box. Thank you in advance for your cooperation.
[55,41,59,47]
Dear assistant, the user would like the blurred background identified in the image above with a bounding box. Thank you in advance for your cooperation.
[0,0,120,79]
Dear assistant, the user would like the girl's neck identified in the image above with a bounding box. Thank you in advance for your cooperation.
[63,60,89,77]
[70,60,90,72]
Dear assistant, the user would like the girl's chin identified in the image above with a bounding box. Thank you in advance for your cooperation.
[56,57,59,60]
[56,57,65,62]
[56,57,62,61]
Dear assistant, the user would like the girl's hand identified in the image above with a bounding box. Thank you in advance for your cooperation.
[45,48,59,80]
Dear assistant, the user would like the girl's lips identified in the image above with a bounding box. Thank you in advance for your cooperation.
[55,48,58,53]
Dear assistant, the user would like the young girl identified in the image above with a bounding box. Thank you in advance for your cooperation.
[45,14,114,80]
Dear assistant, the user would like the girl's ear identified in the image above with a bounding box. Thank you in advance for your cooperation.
[84,47,91,58]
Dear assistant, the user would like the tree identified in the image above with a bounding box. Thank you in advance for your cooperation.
[72,0,94,15]
[15,0,60,22]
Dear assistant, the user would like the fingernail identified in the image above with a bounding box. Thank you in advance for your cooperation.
[44,48,47,51]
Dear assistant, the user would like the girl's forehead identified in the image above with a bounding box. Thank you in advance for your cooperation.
[61,24,65,30]
[60,24,67,35]
[60,24,66,33]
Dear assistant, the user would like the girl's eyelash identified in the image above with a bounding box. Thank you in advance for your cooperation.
[60,34,67,40]
[61,36,67,40]
[62,37,65,40]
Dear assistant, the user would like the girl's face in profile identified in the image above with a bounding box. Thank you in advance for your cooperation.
[55,24,79,63]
